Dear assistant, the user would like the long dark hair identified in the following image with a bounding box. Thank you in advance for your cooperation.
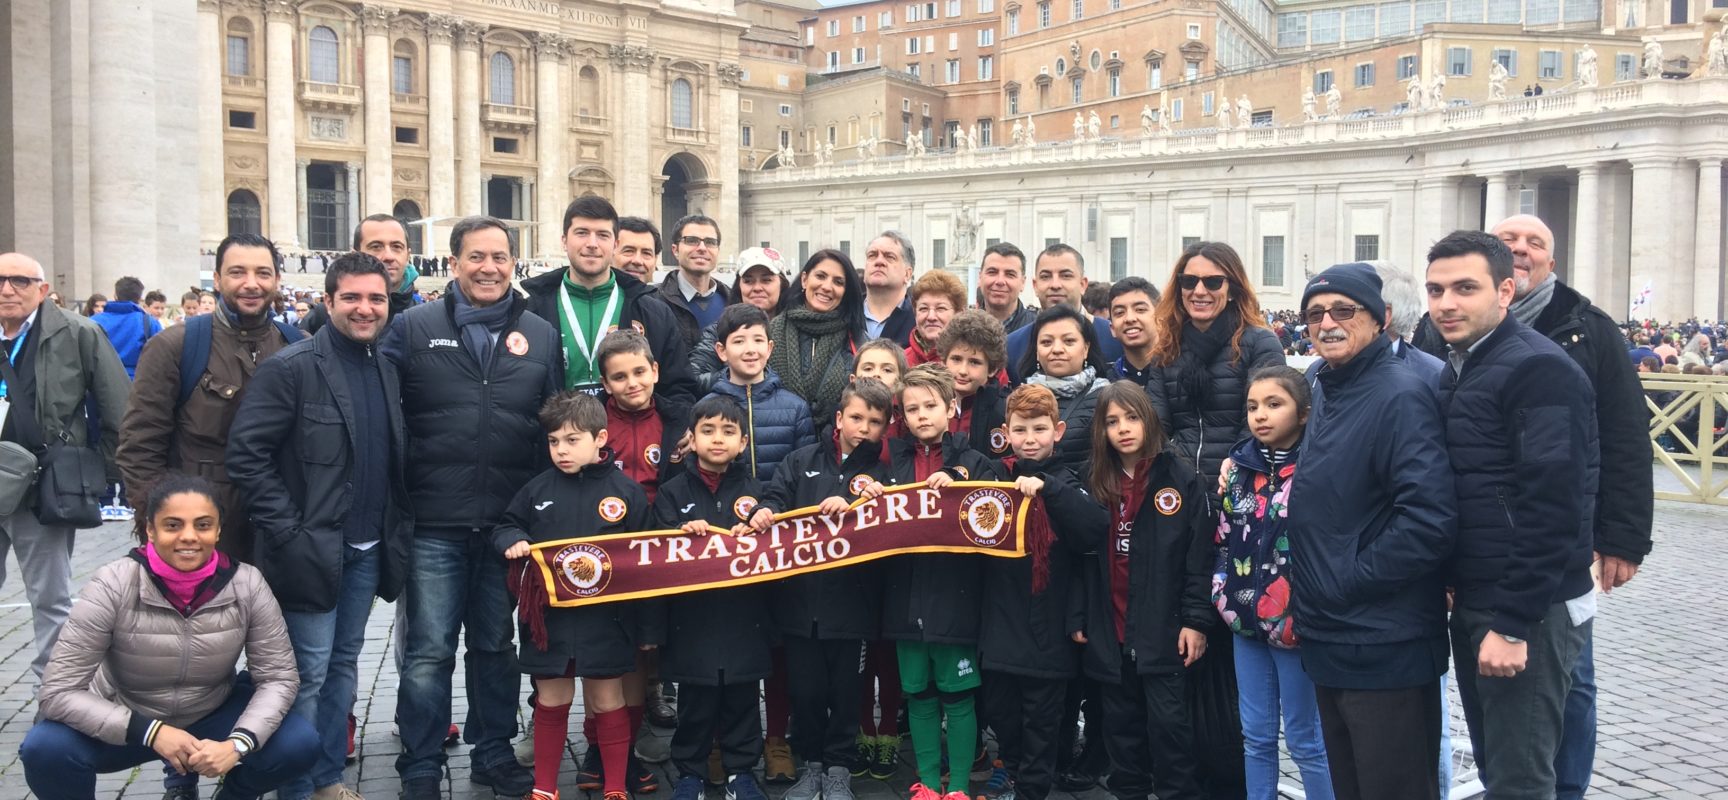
[1017,304,1111,380]
[1088,381,1168,510]
[1150,241,1268,367]
[133,473,223,546]
[789,248,866,339]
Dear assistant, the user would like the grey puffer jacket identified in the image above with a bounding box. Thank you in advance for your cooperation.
[36,554,299,747]
[1145,325,1284,487]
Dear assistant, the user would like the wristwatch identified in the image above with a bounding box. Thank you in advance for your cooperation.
[1496,632,1526,644]
[227,735,252,759]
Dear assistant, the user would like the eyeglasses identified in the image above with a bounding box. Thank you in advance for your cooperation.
[1177,274,1227,292]
[1303,304,1366,325]
[678,236,721,249]
[0,276,42,291]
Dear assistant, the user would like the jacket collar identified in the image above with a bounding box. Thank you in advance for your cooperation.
[526,266,655,304]
[1315,334,1392,391]
[821,424,884,468]
[710,367,785,400]
[1227,435,1301,473]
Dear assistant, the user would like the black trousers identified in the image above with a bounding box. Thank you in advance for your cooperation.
[982,671,1067,800]
[672,680,763,780]
[1313,681,1442,800]
[1056,674,1108,776]
[1098,654,1203,800]
[784,636,865,766]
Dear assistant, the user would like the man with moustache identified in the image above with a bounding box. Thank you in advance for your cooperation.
[1004,244,1123,382]
[299,215,425,334]
[120,233,305,564]
[615,216,663,283]
[975,242,1037,333]
[1412,215,1651,800]
[862,231,918,344]
[227,252,414,800]
[657,213,735,348]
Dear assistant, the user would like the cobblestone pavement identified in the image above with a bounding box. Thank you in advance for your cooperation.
[0,496,1722,799]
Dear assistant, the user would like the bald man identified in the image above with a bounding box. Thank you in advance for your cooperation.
[1411,216,1652,800]
[0,253,132,681]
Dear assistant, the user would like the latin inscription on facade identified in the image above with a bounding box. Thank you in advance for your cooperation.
[472,0,649,30]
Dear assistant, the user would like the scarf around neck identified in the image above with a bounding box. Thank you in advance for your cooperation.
[450,283,513,367]
[768,305,852,417]
[144,544,221,613]
[1171,305,1240,411]
[1028,364,1110,399]
[1511,273,1557,328]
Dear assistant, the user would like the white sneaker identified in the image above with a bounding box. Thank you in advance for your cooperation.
[784,762,824,800]
[823,766,856,800]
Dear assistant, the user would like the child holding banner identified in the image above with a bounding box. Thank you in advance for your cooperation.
[496,392,651,800]
[650,396,775,800]
[979,384,1109,800]
[748,379,895,800]
[846,340,908,779]
[1074,381,1215,800]
[880,365,1003,800]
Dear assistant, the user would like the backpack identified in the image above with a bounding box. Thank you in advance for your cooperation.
[177,314,305,406]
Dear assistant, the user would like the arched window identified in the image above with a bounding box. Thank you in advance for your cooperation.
[392,40,416,94]
[309,26,340,84]
[489,51,516,104]
[577,66,601,118]
[227,189,262,237]
[670,77,694,128]
[394,199,424,254]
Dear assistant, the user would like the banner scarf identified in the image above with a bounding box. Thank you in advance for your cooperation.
[514,481,1056,650]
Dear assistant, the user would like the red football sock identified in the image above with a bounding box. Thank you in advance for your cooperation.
[597,707,633,795]
[533,698,573,793]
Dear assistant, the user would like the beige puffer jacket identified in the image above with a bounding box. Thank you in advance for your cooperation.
[36,555,299,746]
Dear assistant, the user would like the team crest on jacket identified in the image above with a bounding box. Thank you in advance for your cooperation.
[734,496,758,521]
[849,474,873,496]
[505,331,529,356]
[959,488,1012,547]
[645,443,662,466]
[989,426,1009,454]
[552,542,612,598]
[598,496,628,523]
[1153,488,1182,515]
[952,466,970,479]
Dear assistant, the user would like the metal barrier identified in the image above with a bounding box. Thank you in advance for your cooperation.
[1643,372,1728,505]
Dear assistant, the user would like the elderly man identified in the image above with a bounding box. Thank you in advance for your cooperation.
[0,253,131,680]
[1304,262,1445,417]
[1289,263,1455,800]
[1413,215,1652,800]
[300,214,425,335]
[1426,230,1597,800]
[383,216,563,799]
[862,231,917,344]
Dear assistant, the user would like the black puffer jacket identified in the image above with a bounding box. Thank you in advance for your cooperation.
[879,434,1003,644]
[520,267,696,403]
[380,291,562,535]
[761,430,889,640]
[979,457,1106,679]
[1413,280,1652,565]
[1144,326,1284,486]
[957,383,1013,461]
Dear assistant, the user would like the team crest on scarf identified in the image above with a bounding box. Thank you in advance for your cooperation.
[598,496,628,523]
[552,542,613,598]
[959,488,1012,546]
[1154,488,1182,515]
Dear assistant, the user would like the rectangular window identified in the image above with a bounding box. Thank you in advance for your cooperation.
[1353,234,1380,261]
[1277,12,1307,48]
[978,119,993,145]
[908,63,922,78]
[1397,54,1418,79]
[907,4,920,21]
[979,55,994,79]
[932,239,947,267]
[1251,110,1271,125]
[1038,1,1051,27]
[1344,6,1375,40]
[1111,0,1121,9]
[978,28,995,46]
[225,35,250,76]
[1181,235,1200,249]
[948,0,962,16]
[926,35,935,52]
[927,2,938,19]
[1008,10,1020,33]
[947,59,961,82]
[1354,62,1374,87]
[1539,49,1562,78]
[1071,75,1083,103]
[1379,1,1412,35]
[827,51,840,69]
[949,32,959,50]
[780,129,790,147]
[880,10,893,26]
[854,15,866,31]
[493,136,519,154]
[1149,61,1163,88]
[908,37,922,54]
[1615,53,1635,81]
[1008,89,1020,114]
[1110,237,1129,281]
[799,241,810,265]
[1415,0,1446,24]
[1073,0,1085,19]
[806,26,815,44]
[1309,10,1340,43]
[1187,22,1202,38]
[1487,0,1520,22]
[394,125,418,144]
[1527,0,1560,22]
[1493,48,1517,76]
[1185,60,1199,80]
[741,125,753,146]
[1448,46,1472,76]
[980,0,996,11]
[854,47,866,63]
[827,19,839,36]
[1172,97,1183,120]
[1260,236,1285,286]
[227,109,256,129]
[780,103,793,116]
[1452,0,1484,21]
[1203,91,1215,115]
[1314,70,1333,93]
[1108,68,1121,96]
[1045,237,1061,249]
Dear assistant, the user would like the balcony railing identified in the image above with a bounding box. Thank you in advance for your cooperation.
[297,80,361,113]
[482,102,536,133]
[392,92,427,109]
[223,75,263,92]
[666,125,710,143]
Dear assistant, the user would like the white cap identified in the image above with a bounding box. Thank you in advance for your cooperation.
[735,246,792,280]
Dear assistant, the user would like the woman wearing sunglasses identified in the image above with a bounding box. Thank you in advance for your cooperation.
[1141,240,1283,799]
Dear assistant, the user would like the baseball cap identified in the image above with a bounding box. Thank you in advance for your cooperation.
[736,246,792,280]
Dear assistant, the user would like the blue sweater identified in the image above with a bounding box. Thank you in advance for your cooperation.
[90,302,162,378]
[704,367,816,483]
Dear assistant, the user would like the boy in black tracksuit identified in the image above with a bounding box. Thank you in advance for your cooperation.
[937,309,1013,462]
[747,380,896,800]
[881,365,1003,798]
[979,385,1109,800]
[495,392,649,800]
[650,396,774,800]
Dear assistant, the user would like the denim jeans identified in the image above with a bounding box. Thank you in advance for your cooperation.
[1554,633,1596,800]
[395,533,521,782]
[20,674,320,800]
[280,545,382,799]
[1233,638,1334,800]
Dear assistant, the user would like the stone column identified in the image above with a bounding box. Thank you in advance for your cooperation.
[345,162,361,231]
[1571,163,1602,304]
[610,43,657,216]
[534,33,568,260]
[360,5,396,216]
[89,0,160,286]
[296,159,310,247]
[1695,157,1724,321]
[1628,158,1679,320]
[717,63,743,254]
[197,0,225,248]
[264,0,299,248]
[1412,176,1454,270]
[455,21,487,216]
[425,14,458,227]
[1483,172,1509,229]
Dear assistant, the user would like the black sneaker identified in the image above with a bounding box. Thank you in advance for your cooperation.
[577,745,605,790]
[162,785,199,800]
[471,760,534,796]
[1054,769,1098,792]
[399,775,443,800]
[630,753,661,794]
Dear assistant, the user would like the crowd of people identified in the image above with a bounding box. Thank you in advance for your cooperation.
[0,204,1659,800]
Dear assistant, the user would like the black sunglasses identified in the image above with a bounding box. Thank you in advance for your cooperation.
[0,276,42,291]
[1177,274,1226,292]
[1303,304,1366,325]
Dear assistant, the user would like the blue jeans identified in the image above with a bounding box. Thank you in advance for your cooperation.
[280,544,382,799]
[1232,638,1333,800]
[395,533,521,782]
[1554,633,1596,800]
[20,674,319,800]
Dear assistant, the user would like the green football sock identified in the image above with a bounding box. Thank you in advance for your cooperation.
[942,695,978,796]
[908,694,944,789]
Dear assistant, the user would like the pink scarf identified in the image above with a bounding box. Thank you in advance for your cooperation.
[145,544,219,610]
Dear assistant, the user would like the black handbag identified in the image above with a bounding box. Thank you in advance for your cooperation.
[0,355,106,529]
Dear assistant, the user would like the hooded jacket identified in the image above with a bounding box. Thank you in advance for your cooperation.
[762,429,889,640]
[645,461,775,684]
[1144,325,1284,485]
[878,433,1003,644]
[521,267,696,403]
[704,368,816,483]
[1214,437,1301,648]
[979,457,1106,679]
[89,301,162,378]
